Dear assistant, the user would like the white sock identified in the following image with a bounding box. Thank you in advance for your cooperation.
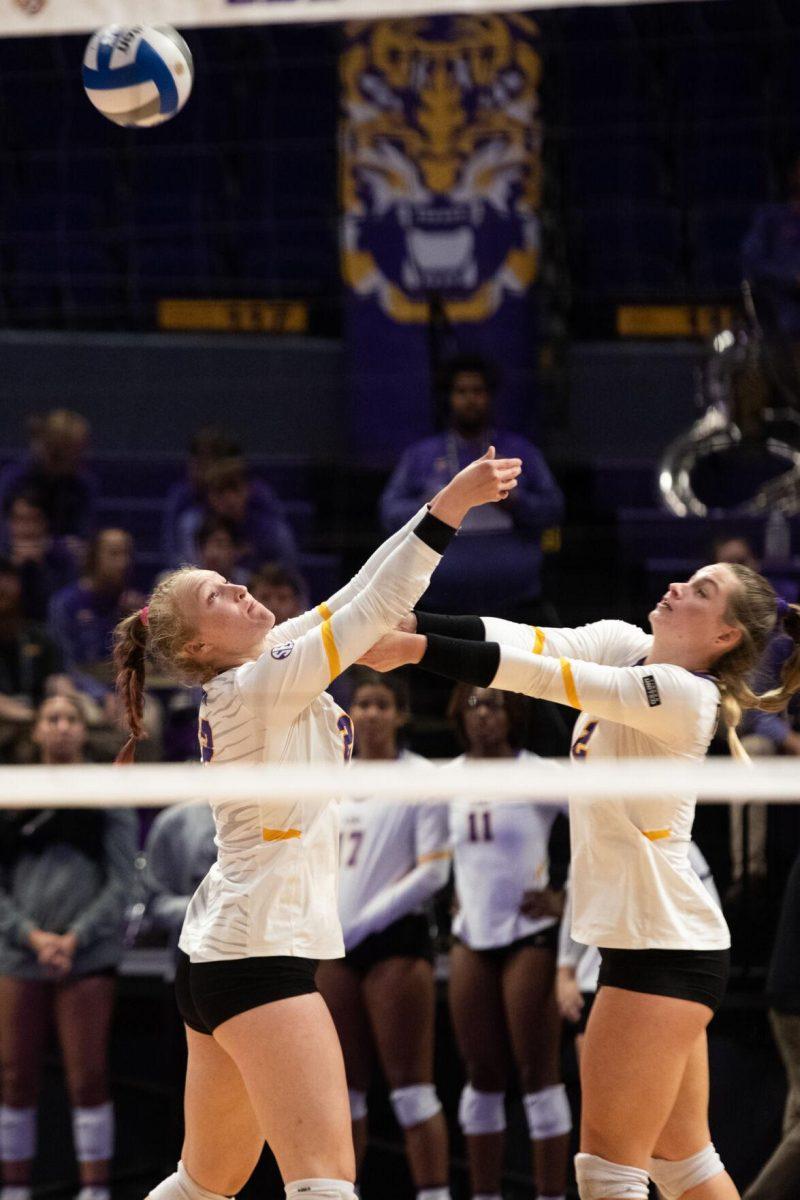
[76,1188,110,1200]
[1,1188,32,1200]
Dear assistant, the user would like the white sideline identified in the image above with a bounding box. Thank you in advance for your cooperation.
[0,758,798,807]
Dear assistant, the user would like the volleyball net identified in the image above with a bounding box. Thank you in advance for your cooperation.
[1,758,798,808]
[3,0,704,39]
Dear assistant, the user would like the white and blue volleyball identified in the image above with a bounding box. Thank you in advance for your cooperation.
[82,25,193,128]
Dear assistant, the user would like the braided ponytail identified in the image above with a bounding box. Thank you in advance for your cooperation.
[113,609,149,764]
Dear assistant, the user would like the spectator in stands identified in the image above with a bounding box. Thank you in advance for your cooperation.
[0,410,98,552]
[446,684,570,1200]
[0,558,62,761]
[248,562,308,625]
[316,669,451,1199]
[143,804,217,968]
[172,457,297,571]
[48,529,143,706]
[0,491,77,623]
[0,693,136,1200]
[380,355,563,615]
[195,515,248,585]
[162,427,240,565]
[744,847,800,1200]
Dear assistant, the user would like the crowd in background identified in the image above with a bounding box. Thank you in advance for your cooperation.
[0,358,799,1198]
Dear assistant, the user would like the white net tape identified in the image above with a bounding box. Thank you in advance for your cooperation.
[6,0,705,38]
[1,758,798,808]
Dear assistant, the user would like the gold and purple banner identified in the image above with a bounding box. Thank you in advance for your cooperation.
[341,13,542,459]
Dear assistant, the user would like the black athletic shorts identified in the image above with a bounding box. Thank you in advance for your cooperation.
[455,923,559,962]
[597,946,730,1014]
[175,950,319,1035]
[345,913,434,977]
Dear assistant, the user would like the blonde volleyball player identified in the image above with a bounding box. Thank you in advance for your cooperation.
[446,684,570,1200]
[557,844,721,1063]
[316,668,451,1200]
[111,449,521,1200]
[360,567,800,1200]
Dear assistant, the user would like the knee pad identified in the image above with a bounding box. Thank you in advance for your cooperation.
[72,1102,114,1162]
[389,1084,442,1129]
[284,1182,356,1199]
[347,1089,367,1122]
[0,1106,36,1162]
[648,1144,725,1200]
[522,1085,572,1140]
[149,1162,233,1200]
[457,1085,506,1136]
[575,1153,649,1200]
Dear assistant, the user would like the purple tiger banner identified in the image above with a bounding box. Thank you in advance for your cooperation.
[340,13,542,462]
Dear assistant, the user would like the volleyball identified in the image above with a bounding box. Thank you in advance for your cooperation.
[82,25,194,128]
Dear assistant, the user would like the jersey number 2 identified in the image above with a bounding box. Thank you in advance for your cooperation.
[338,714,354,763]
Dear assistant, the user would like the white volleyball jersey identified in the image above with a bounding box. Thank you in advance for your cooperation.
[482,617,731,952]
[338,751,450,950]
[557,842,723,994]
[450,751,566,950]
[179,510,443,963]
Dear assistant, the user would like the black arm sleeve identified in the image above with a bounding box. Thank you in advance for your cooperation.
[414,611,485,640]
[413,511,458,554]
[420,634,500,687]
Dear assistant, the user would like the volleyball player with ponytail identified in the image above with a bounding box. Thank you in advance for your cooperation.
[111,450,520,1200]
[360,564,800,1200]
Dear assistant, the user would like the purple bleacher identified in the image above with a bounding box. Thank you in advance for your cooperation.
[616,508,779,562]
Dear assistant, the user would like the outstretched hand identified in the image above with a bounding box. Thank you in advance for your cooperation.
[358,631,424,673]
[429,446,522,528]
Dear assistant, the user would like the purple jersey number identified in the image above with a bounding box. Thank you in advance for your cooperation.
[572,720,598,759]
[344,829,364,867]
[468,810,493,842]
[338,713,354,763]
[199,718,214,764]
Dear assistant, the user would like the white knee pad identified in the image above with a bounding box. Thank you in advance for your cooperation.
[648,1144,725,1200]
[72,1102,114,1162]
[389,1084,442,1129]
[575,1153,649,1200]
[0,1107,36,1162]
[148,1161,233,1200]
[457,1085,506,1136]
[284,1181,357,1199]
[347,1089,367,1122]
[523,1085,572,1140]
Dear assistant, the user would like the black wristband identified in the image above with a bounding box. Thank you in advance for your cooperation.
[421,633,500,687]
[414,510,457,554]
[415,611,485,640]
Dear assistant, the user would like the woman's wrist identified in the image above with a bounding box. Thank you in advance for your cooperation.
[427,491,466,529]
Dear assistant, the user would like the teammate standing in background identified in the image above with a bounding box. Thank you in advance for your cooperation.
[317,668,451,1200]
[0,695,136,1200]
[446,684,570,1200]
[113,451,520,1200]
[360,566,800,1200]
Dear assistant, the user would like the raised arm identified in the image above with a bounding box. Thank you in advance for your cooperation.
[238,452,521,724]
[412,613,651,663]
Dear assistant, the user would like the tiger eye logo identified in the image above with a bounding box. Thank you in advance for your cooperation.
[341,14,542,325]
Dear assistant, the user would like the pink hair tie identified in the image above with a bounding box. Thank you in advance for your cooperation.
[139,606,150,627]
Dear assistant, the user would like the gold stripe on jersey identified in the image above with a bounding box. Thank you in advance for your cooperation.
[418,850,452,864]
[321,618,342,680]
[262,827,302,842]
[559,657,580,708]
[318,602,333,621]
[642,829,671,841]
[531,626,545,654]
